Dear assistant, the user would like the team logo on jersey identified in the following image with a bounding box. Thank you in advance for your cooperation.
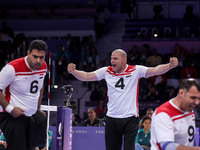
[39,73,44,79]
[126,75,131,78]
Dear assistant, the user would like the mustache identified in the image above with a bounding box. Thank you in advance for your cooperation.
[35,63,41,66]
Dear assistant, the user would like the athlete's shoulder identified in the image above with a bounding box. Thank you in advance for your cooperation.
[8,57,25,66]
[156,101,183,118]
[106,66,114,74]
[8,57,29,72]
[125,65,136,73]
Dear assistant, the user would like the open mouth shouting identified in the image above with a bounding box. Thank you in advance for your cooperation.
[112,64,116,69]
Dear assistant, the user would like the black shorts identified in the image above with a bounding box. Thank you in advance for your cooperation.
[105,115,139,150]
[0,111,47,150]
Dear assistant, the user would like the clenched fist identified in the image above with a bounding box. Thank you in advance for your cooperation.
[169,57,178,68]
[68,63,76,74]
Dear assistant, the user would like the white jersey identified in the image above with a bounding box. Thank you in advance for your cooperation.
[151,99,196,150]
[0,56,47,116]
[95,65,147,118]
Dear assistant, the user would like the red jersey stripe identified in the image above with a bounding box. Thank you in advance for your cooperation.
[172,112,194,121]
[156,101,183,117]
[16,70,47,76]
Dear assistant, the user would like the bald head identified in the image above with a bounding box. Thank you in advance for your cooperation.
[112,49,127,59]
[111,49,127,73]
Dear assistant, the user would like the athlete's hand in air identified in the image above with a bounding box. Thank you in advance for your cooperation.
[11,107,25,118]
[169,57,178,68]
[68,63,76,74]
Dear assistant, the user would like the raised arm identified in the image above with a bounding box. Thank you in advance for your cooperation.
[67,63,99,81]
[145,57,178,78]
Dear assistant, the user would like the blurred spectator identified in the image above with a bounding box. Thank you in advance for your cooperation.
[166,86,177,101]
[12,33,27,58]
[83,35,96,50]
[100,86,108,102]
[139,108,154,125]
[184,5,197,19]
[69,42,80,69]
[150,74,167,93]
[90,82,102,101]
[145,108,154,119]
[180,60,198,79]
[121,0,136,19]
[95,5,105,38]
[72,113,79,126]
[173,43,188,67]
[82,43,99,89]
[0,132,7,150]
[89,46,101,70]
[185,48,199,69]
[81,108,104,126]
[55,44,68,84]
[146,84,159,102]
[166,65,181,79]
[127,45,140,65]
[65,33,72,52]
[95,100,107,118]
[138,44,150,65]
[82,35,96,71]
[135,115,151,150]
[146,48,162,67]
[34,130,53,150]
[153,5,163,20]
[0,21,14,38]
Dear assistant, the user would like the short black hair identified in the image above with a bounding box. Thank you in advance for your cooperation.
[146,108,154,112]
[179,78,200,92]
[29,39,47,53]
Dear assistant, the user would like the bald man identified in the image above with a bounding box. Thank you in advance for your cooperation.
[68,49,178,150]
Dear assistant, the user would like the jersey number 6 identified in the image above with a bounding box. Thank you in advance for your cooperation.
[30,80,39,94]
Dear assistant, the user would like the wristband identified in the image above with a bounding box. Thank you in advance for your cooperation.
[169,63,172,68]
[5,104,14,113]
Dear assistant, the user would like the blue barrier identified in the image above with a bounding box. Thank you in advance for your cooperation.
[49,126,199,150]
[56,107,72,150]
[195,128,199,146]
[45,105,199,150]
[72,127,106,150]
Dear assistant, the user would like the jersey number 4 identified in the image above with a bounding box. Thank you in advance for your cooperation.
[115,78,125,89]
